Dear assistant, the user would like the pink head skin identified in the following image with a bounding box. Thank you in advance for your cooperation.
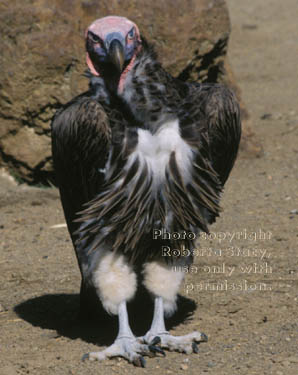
[85,16,141,79]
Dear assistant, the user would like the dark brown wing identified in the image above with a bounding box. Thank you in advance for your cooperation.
[51,95,111,245]
[203,84,241,185]
[183,83,241,186]
[178,83,241,225]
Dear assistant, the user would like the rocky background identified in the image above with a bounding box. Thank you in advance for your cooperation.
[0,0,259,184]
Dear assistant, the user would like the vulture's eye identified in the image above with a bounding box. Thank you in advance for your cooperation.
[127,27,135,40]
[89,32,101,44]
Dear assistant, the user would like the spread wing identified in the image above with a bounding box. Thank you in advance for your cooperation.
[51,95,111,244]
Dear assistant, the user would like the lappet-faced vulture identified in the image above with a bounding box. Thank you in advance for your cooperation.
[51,15,241,367]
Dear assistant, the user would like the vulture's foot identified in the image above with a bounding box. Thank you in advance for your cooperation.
[141,297,208,354]
[82,336,164,367]
[140,330,208,354]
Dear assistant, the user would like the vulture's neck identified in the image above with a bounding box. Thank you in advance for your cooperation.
[89,42,186,132]
[117,44,177,130]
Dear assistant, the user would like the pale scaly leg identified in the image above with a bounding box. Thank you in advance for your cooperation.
[141,261,208,353]
[83,301,163,367]
[140,296,208,354]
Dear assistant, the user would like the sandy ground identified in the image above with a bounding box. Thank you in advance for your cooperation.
[0,0,297,374]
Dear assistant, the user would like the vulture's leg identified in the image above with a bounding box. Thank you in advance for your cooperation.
[140,261,208,354]
[142,296,208,354]
[84,301,159,366]
[82,251,162,367]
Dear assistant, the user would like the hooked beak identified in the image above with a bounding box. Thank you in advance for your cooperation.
[108,39,125,73]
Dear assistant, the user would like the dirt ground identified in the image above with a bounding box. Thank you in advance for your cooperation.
[0,0,297,374]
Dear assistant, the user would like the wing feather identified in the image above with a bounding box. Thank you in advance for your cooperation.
[182,83,241,186]
[51,96,111,244]
[178,83,241,224]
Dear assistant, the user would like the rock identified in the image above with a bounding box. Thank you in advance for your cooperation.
[288,356,298,364]
[261,113,273,120]
[0,0,258,184]
[207,361,216,368]
[180,364,189,370]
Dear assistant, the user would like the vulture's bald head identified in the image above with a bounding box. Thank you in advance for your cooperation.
[86,16,141,82]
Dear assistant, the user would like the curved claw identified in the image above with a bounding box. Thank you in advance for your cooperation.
[200,333,208,343]
[142,330,208,354]
[133,356,146,368]
[81,353,89,362]
[150,336,161,346]
[149,345,166,357]
[192,342,199,353]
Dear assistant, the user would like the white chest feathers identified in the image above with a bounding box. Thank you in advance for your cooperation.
[129,119,193,184]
